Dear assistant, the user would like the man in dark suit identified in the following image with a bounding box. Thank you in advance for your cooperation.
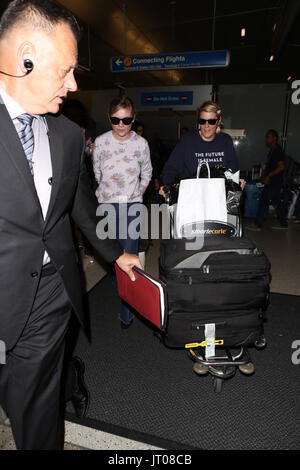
[0,0,142,450]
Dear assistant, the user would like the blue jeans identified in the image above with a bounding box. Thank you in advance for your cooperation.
[111,203,141,325]
[255,184,288,227]
[295,194,300,219]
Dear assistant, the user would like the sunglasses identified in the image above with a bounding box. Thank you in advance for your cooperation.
[110,116,134,126]
[198,118,218,126]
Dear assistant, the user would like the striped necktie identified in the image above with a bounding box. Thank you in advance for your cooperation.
[17,113,35,175]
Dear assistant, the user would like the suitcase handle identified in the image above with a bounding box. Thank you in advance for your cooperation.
[191,321,226,330]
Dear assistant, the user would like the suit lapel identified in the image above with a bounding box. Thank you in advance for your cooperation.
[0,102,43,215]
[44,115,64,226]
[0,99,66,227]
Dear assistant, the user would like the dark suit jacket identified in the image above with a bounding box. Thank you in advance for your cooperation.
[0,99,123,350]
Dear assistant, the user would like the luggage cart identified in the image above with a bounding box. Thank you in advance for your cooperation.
[186,334,267,393]
[155,328,267,393]
[161,183,269,393]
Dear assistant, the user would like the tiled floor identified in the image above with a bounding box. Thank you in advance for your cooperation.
[64,422,161,450]
[0,424,84,450]
[1,215,299,450]
[0,420,161,451]
[243,217,300,296]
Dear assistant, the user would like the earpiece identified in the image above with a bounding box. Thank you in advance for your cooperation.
[0,59,34,78]
[24,59,34,73]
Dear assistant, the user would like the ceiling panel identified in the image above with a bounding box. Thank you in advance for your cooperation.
[1,0,300,89]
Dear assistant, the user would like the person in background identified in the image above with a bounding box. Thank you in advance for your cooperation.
[132,119,145,137]
[293,195,300,223]
[150,136,170,203]
[132,120,155,265]
[62,100,97,265]
[161,101,239,186]
[132,119,151,204]
[62,99,97,188]
[93,96,152,329]
[250,129,287,230]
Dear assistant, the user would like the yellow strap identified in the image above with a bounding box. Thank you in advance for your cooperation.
[185,339,224,349]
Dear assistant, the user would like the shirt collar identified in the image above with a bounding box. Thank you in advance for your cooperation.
[0,85,42,122]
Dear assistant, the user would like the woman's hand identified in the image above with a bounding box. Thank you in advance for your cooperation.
[116,252,143,281]
[159,186,166,199]
[239,179,246,191]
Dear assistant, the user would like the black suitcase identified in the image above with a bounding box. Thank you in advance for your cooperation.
[159,237,271,348]
[164,309,265,348]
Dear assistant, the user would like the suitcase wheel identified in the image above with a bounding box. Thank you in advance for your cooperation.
[193,362,209,376]
[238,362,255,375]
[254,335,267,350]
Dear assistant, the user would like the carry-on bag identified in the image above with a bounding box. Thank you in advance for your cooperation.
[176,162,227,238]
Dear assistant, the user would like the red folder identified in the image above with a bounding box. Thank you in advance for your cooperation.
[115,264,168,331]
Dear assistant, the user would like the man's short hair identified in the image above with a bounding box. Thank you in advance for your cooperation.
[266,129,279,141]
[0,0,81,40]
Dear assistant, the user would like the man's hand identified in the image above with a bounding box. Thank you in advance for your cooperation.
[264,175,270,185]
[116,252,143,281]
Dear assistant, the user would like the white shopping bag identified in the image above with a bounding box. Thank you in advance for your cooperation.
[176,162,227,237]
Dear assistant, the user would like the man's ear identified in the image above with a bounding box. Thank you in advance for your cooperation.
[17,42,35,75]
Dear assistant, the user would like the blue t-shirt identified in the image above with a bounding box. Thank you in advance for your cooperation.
[162,131,238,184]
[264,144,285,188]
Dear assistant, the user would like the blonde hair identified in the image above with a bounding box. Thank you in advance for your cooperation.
[199,100,222,134]
[199,100,222,117]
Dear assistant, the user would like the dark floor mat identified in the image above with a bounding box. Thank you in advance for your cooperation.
[66,277,300,450]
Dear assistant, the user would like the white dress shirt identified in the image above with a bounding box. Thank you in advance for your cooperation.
[0,86,52,265]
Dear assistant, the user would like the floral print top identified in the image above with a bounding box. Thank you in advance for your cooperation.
[93,131,152,203]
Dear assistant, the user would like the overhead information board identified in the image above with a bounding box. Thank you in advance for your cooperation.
[111,50,230,73]
[141,91,194,107]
